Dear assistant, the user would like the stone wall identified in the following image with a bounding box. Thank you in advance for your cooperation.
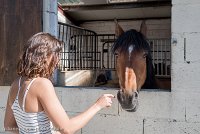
[1,86,200,134]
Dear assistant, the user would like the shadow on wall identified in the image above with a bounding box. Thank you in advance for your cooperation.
[57,69,119,88]
[57,70,97,86]
[95,70,119,88]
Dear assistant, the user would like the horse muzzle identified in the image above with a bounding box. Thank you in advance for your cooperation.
[117,90,139,112]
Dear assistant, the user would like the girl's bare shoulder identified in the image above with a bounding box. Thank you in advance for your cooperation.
[34,77,52,85]
[32,77,55,95]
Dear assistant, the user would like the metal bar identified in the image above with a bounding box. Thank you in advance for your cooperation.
[77,30,79,70]
[157,40,159,75]
[74,29,77,70]
[91,33,94,68]
[66,25,69,70]
[94,32,96,69]
[161,40,163,75]
[80,32,82,69]
[62,25,66,71]
[164,40,167,76]
[69,26,72,70]
[152,40,155,70]
[86,31,89,68]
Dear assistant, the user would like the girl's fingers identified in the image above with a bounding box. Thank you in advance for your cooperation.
[104,94,115,98]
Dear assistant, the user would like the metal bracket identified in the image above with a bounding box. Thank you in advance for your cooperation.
[184,38,190,64]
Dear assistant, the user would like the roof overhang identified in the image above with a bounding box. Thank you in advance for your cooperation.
[59,0,171,24]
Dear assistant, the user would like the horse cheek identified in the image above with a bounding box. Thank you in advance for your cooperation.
[116,59,124,88]
[140,63,147,88]
[135,61,146,90]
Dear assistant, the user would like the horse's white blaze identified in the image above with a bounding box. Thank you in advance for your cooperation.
[125,67,137,94]
[128,45,134,61]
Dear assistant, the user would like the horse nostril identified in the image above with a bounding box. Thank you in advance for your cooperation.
[117,90,124,102]
[129,97,132,102]
[134,91,138,98]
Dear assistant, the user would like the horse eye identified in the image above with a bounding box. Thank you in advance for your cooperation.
[143,53,147,58]
[115,53,119,58]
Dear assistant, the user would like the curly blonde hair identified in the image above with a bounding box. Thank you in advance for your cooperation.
[17,32,62,79]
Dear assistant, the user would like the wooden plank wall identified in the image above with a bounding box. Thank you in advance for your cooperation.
[0,0,43,85]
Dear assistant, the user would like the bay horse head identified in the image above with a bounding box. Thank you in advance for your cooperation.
[113,20,157,112]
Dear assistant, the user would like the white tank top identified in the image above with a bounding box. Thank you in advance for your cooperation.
[11,77,54,134]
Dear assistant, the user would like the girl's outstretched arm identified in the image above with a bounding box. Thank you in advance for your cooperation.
[37,78,114,134]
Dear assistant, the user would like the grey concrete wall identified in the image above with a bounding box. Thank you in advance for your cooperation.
[171,0,200,93]
[1,86,200,134]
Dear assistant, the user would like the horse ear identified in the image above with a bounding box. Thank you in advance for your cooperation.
[115,19,124,37]
[140,20,147,37]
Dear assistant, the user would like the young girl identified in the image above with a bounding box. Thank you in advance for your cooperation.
[4,32,114,134]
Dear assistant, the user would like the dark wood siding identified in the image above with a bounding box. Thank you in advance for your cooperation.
[0,0,43,85]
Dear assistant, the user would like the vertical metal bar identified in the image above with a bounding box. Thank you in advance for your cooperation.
[77,32,79,70]
[62,24,65,71]
[107,36,110,69]
[163,39,167,76]
[113,35,115,69]
[80,32,82,69]
[90,33,92,69]
[114,35,116,70]
[96,35,99,69]
[58,23,61,40]
[62,24,64,71]
[86,32,88,69]
[69,26,72,70]
[75,28,77,70]
[72,28,74,70]
[161,39,163,75]
[65,25,69,71]
[152,40,155,75]
[58,23,61,70]
[83,31,85,69]
[165,39,167,76]
[91,33,94,69]
[157,40,159,76]
[169,39,171,75]
[151,40,157,75]
[103,35,105,68]
[85,32,87,69]
[94,34,97,69]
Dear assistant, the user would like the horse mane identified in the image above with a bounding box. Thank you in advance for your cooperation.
[142,52,157,89]
[112,29,157,89]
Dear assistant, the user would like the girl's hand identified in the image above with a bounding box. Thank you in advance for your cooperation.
[95,94,115,110]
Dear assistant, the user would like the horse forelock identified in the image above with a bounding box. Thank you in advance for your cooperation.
[112,29,150,54]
